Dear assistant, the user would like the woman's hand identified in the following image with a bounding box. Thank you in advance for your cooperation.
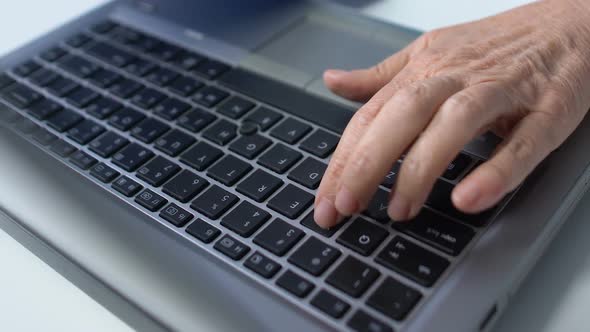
[314,0,590,228]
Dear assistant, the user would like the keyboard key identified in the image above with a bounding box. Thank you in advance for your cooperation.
[221,201,270,237]
[91,20,118,34]
[258,144,302,174]
[148,42,181,62]
[0,74,15,90]
[2,83,42,109]
[337,218,388,256]
[112,143,154,172]
[347,311,392,332]
[46,109,83,132]
[65,33,92,48]
[89,131,128,158]
[135,189,167,212]
[112,176,143,197]
[186,219,221,244]
[90,163,120,183]
[367,277,422,321]
[163,170,208,203]
[69,150,98,170]
[146,67,179,87]
[172,51,205,71]
[29,68,59,87]
[236,169,283,202]
[326,256,380,298]
[32,128,58,146]
[276,270,314,298]
[109,78,143,98]
[67,119,105,144]
[426,180,494,226]
[289,237,341,276]
[40,46,67,62]
[160,203,193,227]
[311,290,350,319]
[65,87,99,108]
[229,134,271,159]
[137,156,180,187]
[108,107,145,131]
[86,97,122,119]
[50,140,77,157]
[109,26,143,46]
[130,87,166,110]
[193,60,230,80]
[268,184,314,219]
[288,157,327,189]
[131,117,170,143]
[153,98,190,121]
[244,106,282,131]
[270,118,311,144]
[154,129,196,156]
[300,212,346,238]
[28,99,62,120]
[363,189,391,223]
[87,42,136,67]
[253,219,304,257]
[180,141,223,171]
[202,119,237,145]
[191,185,238,219]
[300,129,339,158]
[245,252,281,279]
[177,107,216,132]
[168,75,203,97]
[131,35,162,53]
[207,155,252,186]
[442,153,473,181]
[46,76,79,97]
[376,236,449,287]
[192,86,229,108]
[382,162,401,188]
[58,55,99,78]
[217,96,255,119]
[214,235,250,261]
[124,58,157,77]
[393,208,475,256]
[88,68,122,88]
[13,60,40,77]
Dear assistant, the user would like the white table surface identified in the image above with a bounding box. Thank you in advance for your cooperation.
[2,1,589,331]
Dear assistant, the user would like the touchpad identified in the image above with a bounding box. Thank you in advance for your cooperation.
[255,13,403,81]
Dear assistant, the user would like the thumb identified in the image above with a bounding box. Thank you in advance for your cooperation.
[323,49,410,102]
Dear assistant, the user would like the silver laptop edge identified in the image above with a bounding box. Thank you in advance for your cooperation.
[1,1,590,331]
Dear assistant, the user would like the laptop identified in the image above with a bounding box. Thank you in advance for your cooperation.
[1,1,589,331]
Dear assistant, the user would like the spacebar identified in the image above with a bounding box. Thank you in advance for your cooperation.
[218,68,354,134]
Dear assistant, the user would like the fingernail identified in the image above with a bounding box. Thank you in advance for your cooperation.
[452,182,481,210]
[334,187,359,216]
[388,193,411,221]
[314,198,339,228]
[324,69,348,81]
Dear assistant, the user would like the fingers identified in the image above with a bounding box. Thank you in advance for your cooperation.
[324,48,411,102]
[389,83,514,220]
[314,73,411,228]
[452,111,571,213]
[329,76,465,225]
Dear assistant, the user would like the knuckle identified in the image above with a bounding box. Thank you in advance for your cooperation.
[507,133,538,165]
[399,155,429,187]
[350,106,378,128]
[348,148,377,175]
[391,82,430,111]
[440,91,482,122]
[484,161,512,189]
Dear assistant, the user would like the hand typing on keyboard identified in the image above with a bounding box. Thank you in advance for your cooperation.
[314,0,590,228]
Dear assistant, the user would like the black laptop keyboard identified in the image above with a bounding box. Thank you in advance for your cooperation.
[0,20,502,332]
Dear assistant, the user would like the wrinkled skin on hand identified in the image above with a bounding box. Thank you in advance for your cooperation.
[314,0,590,228]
